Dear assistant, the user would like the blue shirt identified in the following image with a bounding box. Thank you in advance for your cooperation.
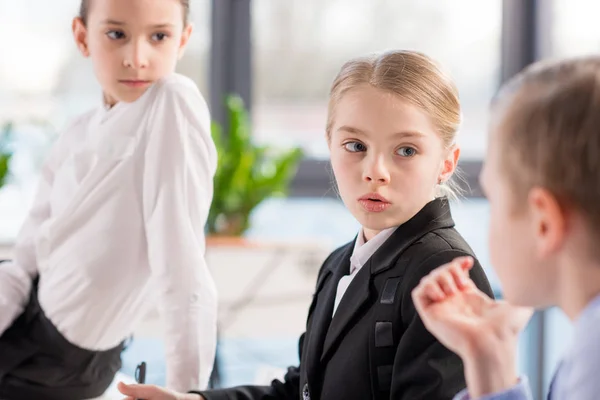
[453,294,600,400]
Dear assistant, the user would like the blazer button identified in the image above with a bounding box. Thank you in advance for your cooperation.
[302,383,310,400]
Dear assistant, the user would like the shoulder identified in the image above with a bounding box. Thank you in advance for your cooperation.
[145,74,214,154]
[151,73,209,118]
[571,298,600,367]
[414,228,475,260]
[399,228,493,296]
[154,73,201,96]
[140,73,212,139]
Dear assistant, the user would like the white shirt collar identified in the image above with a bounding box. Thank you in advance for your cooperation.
[349,226,397,275]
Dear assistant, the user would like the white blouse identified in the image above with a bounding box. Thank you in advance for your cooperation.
[332,226,397,317]
[0,73,218,392]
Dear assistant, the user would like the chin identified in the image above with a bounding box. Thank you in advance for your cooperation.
[502,287,548,309]
[355,211,403,232]
[116,91,147,104]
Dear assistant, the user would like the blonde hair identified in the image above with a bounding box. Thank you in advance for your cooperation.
[493,56,600,230]
[326,50,464,200]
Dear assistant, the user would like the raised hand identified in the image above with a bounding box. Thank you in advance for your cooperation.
[411,256,533,397]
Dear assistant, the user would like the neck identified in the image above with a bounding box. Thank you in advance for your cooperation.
[557,256,600,320]
[363,228,377,242]
[103,92,117,108]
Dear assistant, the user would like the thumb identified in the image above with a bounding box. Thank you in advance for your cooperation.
[118,381,157,398]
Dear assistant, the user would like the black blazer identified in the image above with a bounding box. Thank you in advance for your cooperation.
[197,198,493,400]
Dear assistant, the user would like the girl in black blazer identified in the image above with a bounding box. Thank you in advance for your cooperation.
[119,50,494,400]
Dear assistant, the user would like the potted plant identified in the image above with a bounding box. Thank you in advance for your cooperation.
[206,95,304,242]
[0,122,13,190]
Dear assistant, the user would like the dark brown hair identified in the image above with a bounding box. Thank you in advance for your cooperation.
[493,56,600,229]
[79,0,190,25]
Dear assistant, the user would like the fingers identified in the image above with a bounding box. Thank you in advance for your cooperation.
[449,256,476,289]
[456,255,475,272]
[412,256,476,312]
[412,275,445,311]
[117,381,160,398]
[432,256,475,295]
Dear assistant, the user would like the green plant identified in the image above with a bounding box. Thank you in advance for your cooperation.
[207,95,304,236]
[0,122,13,189]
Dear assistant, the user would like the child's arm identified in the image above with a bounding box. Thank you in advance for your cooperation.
[119,337,305,400]
[142,77,218,393]
[0,134,66,336]
[119,251,342,400]
[412,256,534,400]
[188,254,341,400]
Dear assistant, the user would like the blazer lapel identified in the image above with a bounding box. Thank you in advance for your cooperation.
[321,259,372,362]
[370,197,455,276]
[320,197,455,362]
[304,242,353,388]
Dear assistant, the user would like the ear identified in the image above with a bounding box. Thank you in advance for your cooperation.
[438,145,460,183]
[72,17,90,57]
[528,187,568,258]
[178,23,194,60]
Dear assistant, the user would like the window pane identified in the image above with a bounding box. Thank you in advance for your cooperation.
[0,0,211,241]
[252,0,502,160]
[551,0,600,58]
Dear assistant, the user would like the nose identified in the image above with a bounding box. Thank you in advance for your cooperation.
[363,153,390,184]
[123,39,149,69]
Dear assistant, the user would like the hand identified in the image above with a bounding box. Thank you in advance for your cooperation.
[412,256,532,356]
[411,256,534,397]
[118,382,204,400]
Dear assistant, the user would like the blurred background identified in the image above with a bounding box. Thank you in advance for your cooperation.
[1,1,599,399]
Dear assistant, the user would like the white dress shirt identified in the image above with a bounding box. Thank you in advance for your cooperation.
[0,73,218,392]
[332,226,398,316]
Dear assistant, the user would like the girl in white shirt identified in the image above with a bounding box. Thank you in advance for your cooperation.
[0,0,217,399]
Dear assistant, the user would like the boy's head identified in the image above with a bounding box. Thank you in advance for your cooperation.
[480,56,600,308]
[72,0,193,106]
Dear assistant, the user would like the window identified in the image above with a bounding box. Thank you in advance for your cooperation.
[551,0,600,58]
[252,0,502,160]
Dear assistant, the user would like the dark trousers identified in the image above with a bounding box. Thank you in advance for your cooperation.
[0,267,124,400]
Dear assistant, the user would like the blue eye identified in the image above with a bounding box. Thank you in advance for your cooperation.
[344,142,367,152]
[106,30,125,40]
[396,147,416,157]
[151,32,168,41]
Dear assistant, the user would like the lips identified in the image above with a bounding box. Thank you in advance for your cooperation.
[358,193,391,213]
[119,80,151,88]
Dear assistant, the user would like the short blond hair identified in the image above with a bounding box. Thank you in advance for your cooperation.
[326,50,463,199]
[493,56,600,230]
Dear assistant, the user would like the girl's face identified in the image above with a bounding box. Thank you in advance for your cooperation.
[329,84,459,240]
[72,0,192,106]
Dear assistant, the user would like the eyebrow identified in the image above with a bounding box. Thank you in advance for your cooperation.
[101,19,175,28]
[336,125,427,139]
